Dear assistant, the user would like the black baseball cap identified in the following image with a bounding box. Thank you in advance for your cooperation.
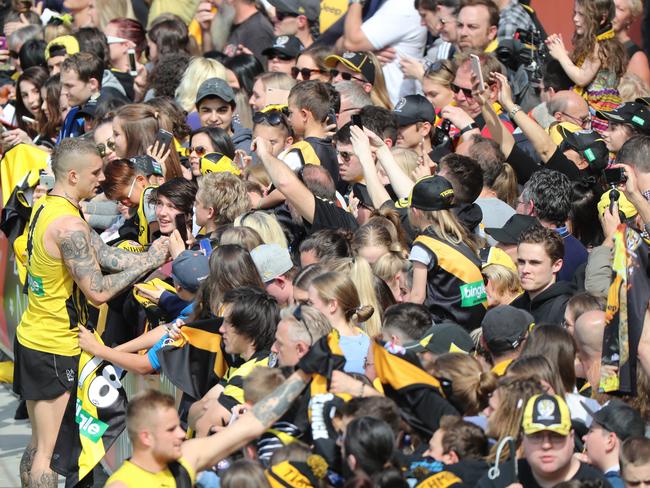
[195,77,236,106]
[395,175,455,211]
[262,35,304,59]
[482,305,534,353]
[557,126,609,171]
[484,214,539,245]
[269,0,319,21]
[393,95,436,127]
[582,399,645,441]
[596,103,650,134]
[404,321,475,355]
[324,52,376,84]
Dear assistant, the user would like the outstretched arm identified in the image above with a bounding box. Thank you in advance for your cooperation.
[57,217,169,305]
[183,370,311,472]
[89,230,150,272]
[78,325,155,375]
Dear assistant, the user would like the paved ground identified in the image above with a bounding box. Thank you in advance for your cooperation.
[0,385,68,488]
[0,385,32,488]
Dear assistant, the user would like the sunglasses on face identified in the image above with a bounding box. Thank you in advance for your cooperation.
[337,150,356,163]
[268,53,294,62]
[276,11,299,21]
[450,82,474,98]
[96,139,116,157]
[291,67,326,80]
[189,145,208,157]
[330,69,366,84]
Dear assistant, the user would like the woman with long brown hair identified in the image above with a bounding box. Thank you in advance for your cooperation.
[112,103,184,179]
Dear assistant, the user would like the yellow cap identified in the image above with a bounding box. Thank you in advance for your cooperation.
[522,394,571,436]
[482,247,517,272]
[45,35,79,61]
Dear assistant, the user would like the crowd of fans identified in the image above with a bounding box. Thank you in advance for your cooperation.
[4,0,650,486]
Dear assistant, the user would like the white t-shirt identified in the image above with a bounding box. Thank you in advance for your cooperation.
[361,0,427,105]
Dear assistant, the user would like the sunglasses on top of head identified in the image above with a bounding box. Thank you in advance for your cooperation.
[253,109,290,128]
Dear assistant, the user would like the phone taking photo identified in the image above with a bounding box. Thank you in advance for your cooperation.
[175,213,189,245]
[470,54,485,91]
[154,129,173,154]
[127,48,137,76]
[351,113,363,129]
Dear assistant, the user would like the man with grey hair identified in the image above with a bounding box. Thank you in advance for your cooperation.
[271,305,333,367]
[517,168,587,282]
[14,138,170,488]
[334,80,372,127]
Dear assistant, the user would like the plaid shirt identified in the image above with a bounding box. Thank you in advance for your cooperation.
[497,0,537,40]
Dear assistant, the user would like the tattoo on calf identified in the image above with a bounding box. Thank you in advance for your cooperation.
[29,471,58,488]
[19,446,36,487]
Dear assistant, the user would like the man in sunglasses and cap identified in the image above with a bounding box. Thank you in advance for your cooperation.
[262,35,304,75]
[270,0,319,48]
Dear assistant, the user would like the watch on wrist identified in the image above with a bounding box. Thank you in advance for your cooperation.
[508,105,522,119]
[349,0,365,4]
[459,122,478,135]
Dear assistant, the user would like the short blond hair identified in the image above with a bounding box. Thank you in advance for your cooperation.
[196,172,250,225]
[481,264,521,297]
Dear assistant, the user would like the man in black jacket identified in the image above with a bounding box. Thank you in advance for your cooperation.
[511,225,574,325]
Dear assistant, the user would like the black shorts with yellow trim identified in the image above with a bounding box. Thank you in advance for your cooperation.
[12,338,78,401]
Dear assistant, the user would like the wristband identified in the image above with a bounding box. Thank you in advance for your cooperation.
[349,0,365,4]
[459,122,478,135]
[508,105,522,119]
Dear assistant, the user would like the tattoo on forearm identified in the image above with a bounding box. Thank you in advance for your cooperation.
[59,228,161,298]
[89,231,165,273]
[19,446,36,487]
[251,374,307,426]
